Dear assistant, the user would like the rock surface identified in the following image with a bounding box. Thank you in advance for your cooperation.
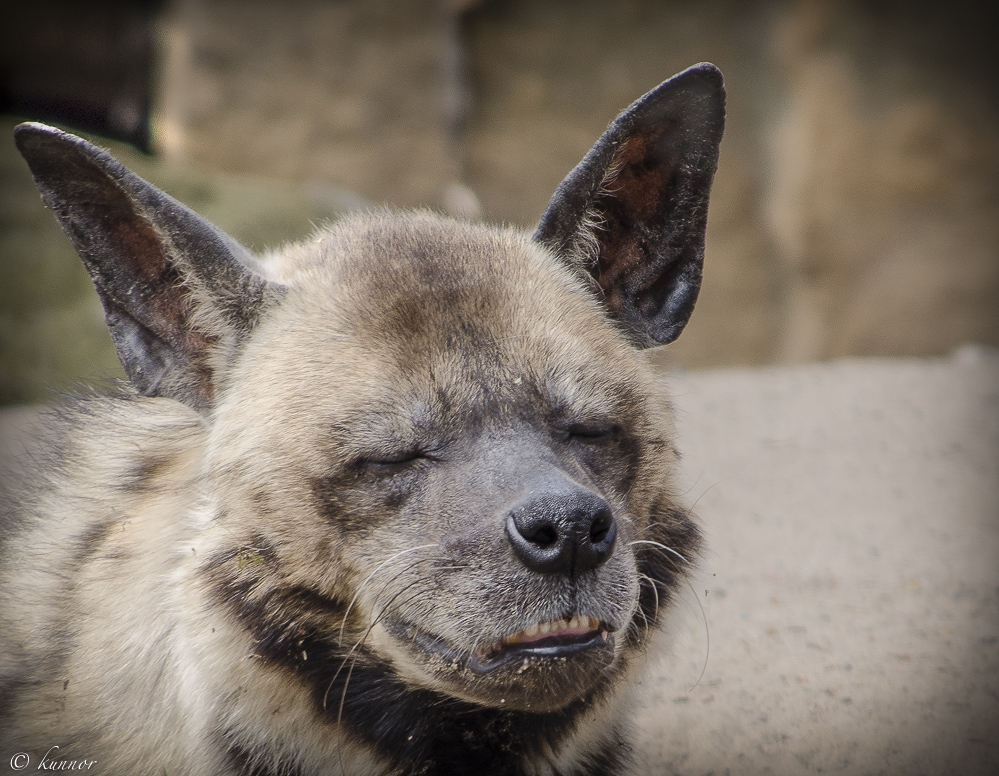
[635,348,999,775]
[157,0,999,367]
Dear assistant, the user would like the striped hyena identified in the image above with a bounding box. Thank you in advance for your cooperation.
[0,64,724,775]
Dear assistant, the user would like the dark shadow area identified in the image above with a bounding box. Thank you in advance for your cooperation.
[0,0,161,152]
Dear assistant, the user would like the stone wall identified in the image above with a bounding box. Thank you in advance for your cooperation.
[156,0,999,367]
[3,0,996,401]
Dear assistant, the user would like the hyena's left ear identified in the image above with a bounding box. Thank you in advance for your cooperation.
[14,123,282,412]
[534,63,725,347]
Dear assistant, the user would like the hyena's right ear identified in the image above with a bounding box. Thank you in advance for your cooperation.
[534,63,725,348]
[14,123,282,412]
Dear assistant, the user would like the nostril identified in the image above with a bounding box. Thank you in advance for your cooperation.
[525,523,559,548]
[505,513,568,575]
[589,510,613,544]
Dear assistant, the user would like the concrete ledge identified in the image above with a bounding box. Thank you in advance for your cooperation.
[636,348,999,775]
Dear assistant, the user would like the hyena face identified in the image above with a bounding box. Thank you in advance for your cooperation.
[6,64,723,774]
[208,215,691,714]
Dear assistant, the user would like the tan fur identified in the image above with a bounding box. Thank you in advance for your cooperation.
[1,215,683,773]
[2,64,724,775]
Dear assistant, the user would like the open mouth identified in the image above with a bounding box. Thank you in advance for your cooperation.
[388,614,612,676]
[468,615,609,673]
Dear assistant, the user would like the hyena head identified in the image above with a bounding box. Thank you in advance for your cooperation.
[16,63,723,757]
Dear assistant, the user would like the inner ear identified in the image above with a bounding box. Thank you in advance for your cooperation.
[534,63,725,347]
[14,122,280,411]
[589,120,707,345]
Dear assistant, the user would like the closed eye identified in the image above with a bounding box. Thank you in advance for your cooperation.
[566,424,618,442]
[355,449,434,474]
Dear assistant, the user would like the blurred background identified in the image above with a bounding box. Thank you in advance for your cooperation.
[1,0,997,404]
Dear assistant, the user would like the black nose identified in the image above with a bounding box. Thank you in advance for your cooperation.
[505,487,617,576]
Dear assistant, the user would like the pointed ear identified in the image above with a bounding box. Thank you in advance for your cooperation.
[14,123,283,411]
[533,63,725,347]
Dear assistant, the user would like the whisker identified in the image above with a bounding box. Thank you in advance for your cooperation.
[334,586,431,724]
[630,539,709,691]
[326,571,432,714]
[364,562,469,630]
[628,539,692,566]
[630,503,696,537]
[684,574,710,693]
[338,543,436,645]
[329,555,473,716]
[681,476,727,514]
[633,575,655,641]
[637,572,661,622]
[324,583,423,714]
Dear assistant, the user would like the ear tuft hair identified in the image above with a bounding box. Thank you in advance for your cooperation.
[534,63,725,347]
